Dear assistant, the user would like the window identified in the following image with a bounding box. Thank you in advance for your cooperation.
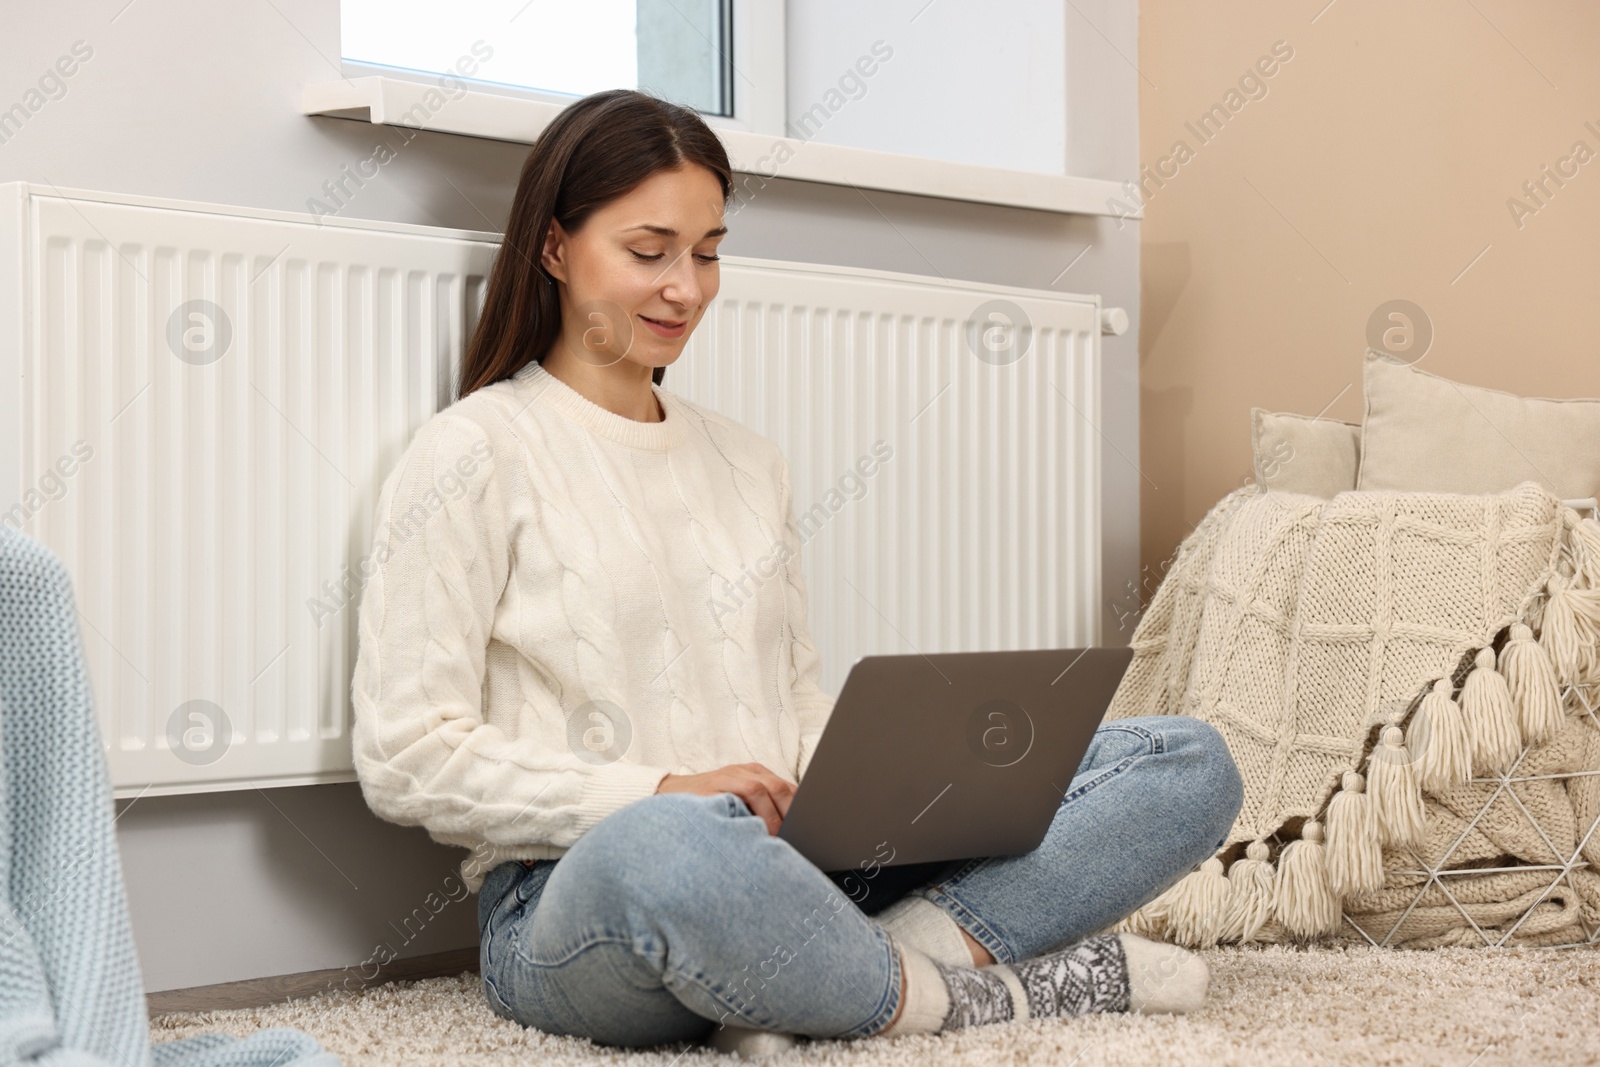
[341,0,738,119]
[311,3,1121,215]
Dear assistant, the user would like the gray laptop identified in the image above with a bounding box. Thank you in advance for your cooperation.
[777,646,1135,873]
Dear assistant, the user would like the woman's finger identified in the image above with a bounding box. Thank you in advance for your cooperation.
[752,767,795,817]
[737,783,783,835]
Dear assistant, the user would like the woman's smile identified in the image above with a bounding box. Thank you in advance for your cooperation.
[639,313,687,339]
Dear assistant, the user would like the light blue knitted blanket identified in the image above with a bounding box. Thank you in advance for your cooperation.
[0,526,341,1067]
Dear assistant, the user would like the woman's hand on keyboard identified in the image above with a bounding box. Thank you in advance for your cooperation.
[656,762,797,835]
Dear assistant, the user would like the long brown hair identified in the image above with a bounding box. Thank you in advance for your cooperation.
[456,89,734,400]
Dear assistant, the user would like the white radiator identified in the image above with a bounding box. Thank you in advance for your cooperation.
[0,184,1105,797]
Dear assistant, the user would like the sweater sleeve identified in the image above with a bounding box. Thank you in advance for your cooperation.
[777,453,836,782]
[350,412,670,851]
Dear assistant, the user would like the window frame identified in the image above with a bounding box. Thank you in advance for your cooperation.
[335,0,786,136]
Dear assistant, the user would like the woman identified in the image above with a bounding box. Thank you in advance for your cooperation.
[350,88,1243,1052]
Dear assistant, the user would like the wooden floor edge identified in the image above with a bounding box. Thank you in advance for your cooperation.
[147,945,481,1016]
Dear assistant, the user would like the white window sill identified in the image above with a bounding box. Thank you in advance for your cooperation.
[300,77,1139,220]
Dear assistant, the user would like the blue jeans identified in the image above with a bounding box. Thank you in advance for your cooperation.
[475,714,1243,1046]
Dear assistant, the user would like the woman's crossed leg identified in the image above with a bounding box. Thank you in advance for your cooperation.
[476,713,1243,1047]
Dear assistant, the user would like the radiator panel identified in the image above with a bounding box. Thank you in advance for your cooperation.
[671,266,1103,699]
[0,185,1102,796]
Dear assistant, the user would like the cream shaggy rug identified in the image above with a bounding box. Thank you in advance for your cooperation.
[149,944,1600,1066]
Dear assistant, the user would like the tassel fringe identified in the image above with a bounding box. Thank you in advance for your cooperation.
[1409,678,1471,793]
[1110,898,1169,941]
[1222,840,1276,944]
[1563,507,1600,588]
[1500,623,1565,745]
[1366,724,1427,850]
[1461,646,1521,775]
[1163,855,1231,948]
[1275,819,1341,939]
[1540,572,1600,682]
[1325,771,1384,897]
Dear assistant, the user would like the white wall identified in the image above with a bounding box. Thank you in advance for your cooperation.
[0,0,1140,991]
[786,0,1068,175]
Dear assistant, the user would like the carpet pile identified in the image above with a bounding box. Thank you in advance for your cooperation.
[149,943,1600,1065]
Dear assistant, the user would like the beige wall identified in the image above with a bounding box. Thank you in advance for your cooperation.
[1137,0,1600,581]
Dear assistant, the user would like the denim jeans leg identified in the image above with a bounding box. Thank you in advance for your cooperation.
[915,714,1244,963]
[479,790,906,1046]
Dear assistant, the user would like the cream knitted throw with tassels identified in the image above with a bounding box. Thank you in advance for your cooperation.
[1105,481,1600,949]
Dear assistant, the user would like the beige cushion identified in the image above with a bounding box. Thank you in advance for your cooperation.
[1251,408,1360,497]
[1357,352,1600,499]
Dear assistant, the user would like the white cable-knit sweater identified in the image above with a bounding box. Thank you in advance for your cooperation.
[350,358,836,892]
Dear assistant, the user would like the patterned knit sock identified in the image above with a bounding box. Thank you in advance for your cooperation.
[941,934,1132,1028]
[883,933,1206,1036]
